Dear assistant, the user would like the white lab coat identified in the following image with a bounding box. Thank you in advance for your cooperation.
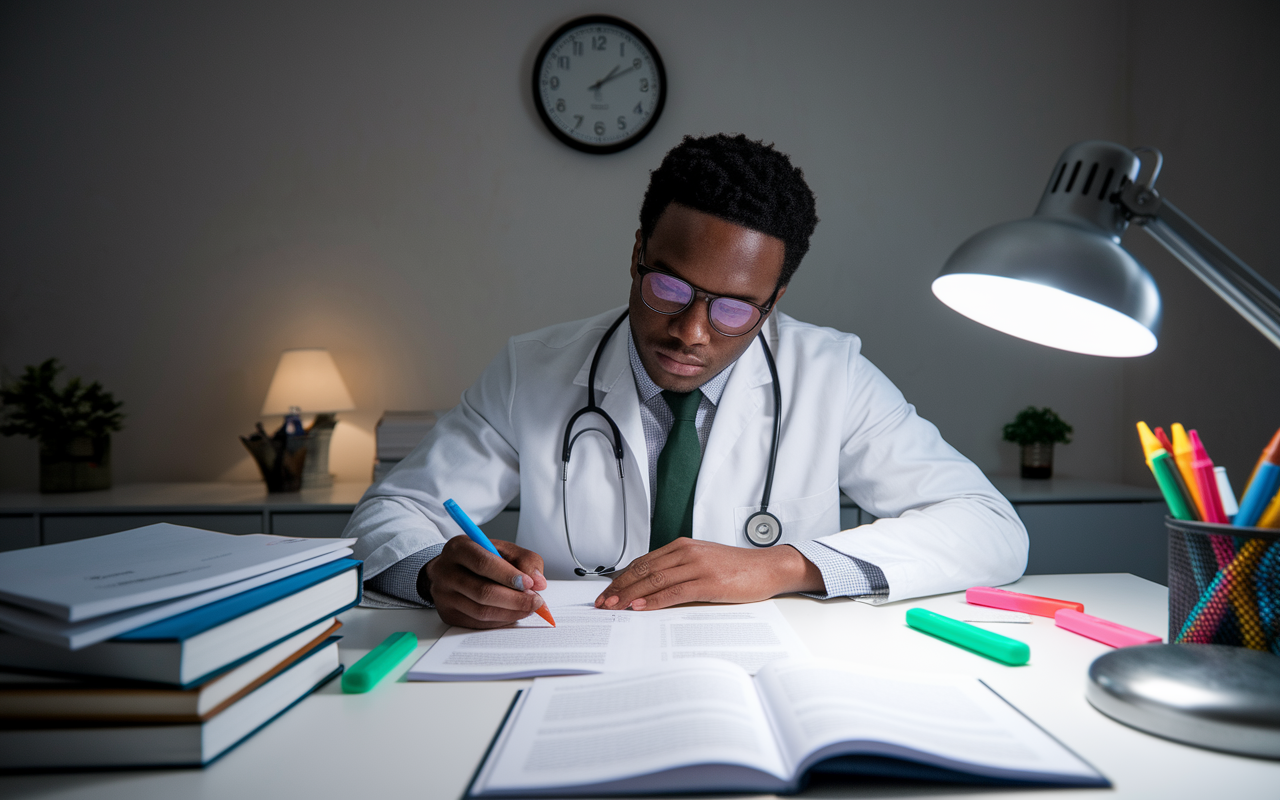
[343,307,1027,603]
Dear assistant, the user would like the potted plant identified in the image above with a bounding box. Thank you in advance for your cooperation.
[0,359,125,493]
[1002,406,1072,479]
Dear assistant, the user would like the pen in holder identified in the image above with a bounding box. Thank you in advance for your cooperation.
[1165,517,1280,653]
[240,420,309,493]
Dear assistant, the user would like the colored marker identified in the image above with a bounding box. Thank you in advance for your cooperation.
[1136,422,1196,521]
[342,631,419,693]
[966,586,1083,617]
[1235,430,1280,527]
[1256,489,1280,529]
[1054,609,1161,648]
[1171,423,1208,520]
[906,608,1030,665]
[444,498,556,627]
[1215,466,1239,521]
[1243,427,1280,498]
[1153,426,1175,455]
[1189,430,1229,524]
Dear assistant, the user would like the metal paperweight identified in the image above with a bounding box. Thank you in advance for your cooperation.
[1087,643,1280,759]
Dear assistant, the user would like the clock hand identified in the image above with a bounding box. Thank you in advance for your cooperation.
[592,64,640,90]
[588,65,622,92]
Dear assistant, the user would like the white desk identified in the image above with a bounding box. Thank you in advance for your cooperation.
[2,574,1276,799]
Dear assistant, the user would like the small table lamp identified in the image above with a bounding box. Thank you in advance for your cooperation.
[261,348,355,490]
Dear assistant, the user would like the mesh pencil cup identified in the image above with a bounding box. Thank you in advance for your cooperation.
[1166,518,1280,653]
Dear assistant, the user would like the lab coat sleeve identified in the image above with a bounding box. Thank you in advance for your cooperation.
[341,338,523,600]
[814,350,1028,603]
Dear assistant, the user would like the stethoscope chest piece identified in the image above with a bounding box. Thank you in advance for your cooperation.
[744,510,782,547]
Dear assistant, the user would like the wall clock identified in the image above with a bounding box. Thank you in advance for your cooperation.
[533,16,666,154]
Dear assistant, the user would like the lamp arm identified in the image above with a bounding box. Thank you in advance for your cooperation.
[1119,184,1280,350]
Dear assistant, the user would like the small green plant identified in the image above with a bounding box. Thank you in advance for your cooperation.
[0,359,125,446]
[1002,406,1072,446]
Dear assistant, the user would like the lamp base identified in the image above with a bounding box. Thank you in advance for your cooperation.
[301,414,338,490]
[1086,643,1280,759]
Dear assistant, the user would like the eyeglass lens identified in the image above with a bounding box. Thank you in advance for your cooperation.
[641,272,761,336]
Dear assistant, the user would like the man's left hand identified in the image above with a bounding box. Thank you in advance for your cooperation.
[594,539,825,610]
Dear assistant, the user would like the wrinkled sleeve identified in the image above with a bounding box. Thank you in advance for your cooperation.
[341,339,522,607]
[813,349,1028,603]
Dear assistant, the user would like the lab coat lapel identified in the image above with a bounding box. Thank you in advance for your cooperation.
[572,319,650,506]
[697,323,775,510]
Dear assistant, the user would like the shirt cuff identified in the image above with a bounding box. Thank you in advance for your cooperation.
[364,543,446,606]
[789,540,889,602]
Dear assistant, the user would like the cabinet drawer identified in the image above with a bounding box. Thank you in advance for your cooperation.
[42,513,265,544]
[0,515,39,552]
[1017,501,1168,584]
[270,512,352,538]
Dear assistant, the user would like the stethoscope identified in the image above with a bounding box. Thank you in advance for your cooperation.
[560,310,783,577]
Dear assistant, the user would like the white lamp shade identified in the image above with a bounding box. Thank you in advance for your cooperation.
[261,348,355,415]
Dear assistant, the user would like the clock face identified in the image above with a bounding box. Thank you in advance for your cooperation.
[533,16,666,154]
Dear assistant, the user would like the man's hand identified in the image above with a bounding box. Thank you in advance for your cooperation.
[594,539,824,611]
[420,537,549,628]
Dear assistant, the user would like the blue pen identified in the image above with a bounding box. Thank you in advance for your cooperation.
[443,499,555,626]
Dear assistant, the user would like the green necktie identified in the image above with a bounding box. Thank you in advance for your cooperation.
[650,389,704,551]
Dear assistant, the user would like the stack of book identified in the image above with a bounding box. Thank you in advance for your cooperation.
[0,523,363,770]
[373,410,439,481]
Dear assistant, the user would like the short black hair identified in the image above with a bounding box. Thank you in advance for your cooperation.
[639,133,819,288]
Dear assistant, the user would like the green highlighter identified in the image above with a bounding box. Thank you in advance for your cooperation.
[341,631,419,693]
[906,608,1030,666]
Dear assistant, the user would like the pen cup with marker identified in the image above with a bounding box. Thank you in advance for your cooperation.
[1165,518,1280,652]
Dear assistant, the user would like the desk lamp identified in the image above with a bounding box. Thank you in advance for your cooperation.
[261,348,355,490]
[933,140,1280,757]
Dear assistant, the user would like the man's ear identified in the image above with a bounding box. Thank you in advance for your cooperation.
[630,230,643,280]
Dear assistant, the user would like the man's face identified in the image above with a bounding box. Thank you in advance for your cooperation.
[629,204,787,393]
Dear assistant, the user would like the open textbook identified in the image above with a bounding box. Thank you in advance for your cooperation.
[467,658,1109,796]
[409,580,810,680]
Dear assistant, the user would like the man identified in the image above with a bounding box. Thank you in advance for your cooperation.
[344,134,1027,628]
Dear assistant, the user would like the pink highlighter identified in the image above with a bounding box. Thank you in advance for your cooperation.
[966,586,1084,617]
[1054,609,1162,647]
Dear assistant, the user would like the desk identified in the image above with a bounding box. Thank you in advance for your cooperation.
[2,573,1276,799]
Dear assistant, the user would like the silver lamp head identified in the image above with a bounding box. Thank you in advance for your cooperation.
[933,141,1162,357]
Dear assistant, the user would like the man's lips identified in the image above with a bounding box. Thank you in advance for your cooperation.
[655,350,705,377]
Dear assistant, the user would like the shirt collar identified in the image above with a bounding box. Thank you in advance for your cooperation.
[627,325,734,405]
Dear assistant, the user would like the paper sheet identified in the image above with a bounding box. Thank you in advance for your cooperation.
[408,580,810,681]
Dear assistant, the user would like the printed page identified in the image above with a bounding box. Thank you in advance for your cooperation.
[649,600,811,674]
[407,579,648,680]
[0,524,353,621]
[753,659,1102,783]
[472,659,790,797]
[408,582,810,681]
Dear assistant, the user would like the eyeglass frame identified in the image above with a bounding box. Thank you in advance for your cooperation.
[635,246,781,337]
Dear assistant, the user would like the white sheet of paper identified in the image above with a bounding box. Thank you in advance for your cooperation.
[408,580,811,681]
[0,524,353,621]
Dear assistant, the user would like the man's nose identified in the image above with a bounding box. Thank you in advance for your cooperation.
[668,296,713,346]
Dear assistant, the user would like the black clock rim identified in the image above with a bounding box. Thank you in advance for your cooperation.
[531,15,667,155]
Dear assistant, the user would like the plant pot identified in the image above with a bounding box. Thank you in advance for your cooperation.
[1020,442,1054,479]
[40,436,112,493]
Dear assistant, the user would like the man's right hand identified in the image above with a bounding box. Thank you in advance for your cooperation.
[418,536,549,628]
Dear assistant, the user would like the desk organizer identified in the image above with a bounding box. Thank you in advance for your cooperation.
[1166,518,1280,653]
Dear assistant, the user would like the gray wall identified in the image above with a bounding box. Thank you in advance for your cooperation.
[0,1,1275,491]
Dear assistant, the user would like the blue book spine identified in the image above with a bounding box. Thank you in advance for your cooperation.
[116,558,362,642]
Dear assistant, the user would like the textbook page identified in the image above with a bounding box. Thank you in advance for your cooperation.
[753,659,1106,785]
[470,659,792,797]
[407,580,810,681]
[0,525,353,621]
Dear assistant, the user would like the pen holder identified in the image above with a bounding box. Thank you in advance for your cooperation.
[1166,518,1280,654]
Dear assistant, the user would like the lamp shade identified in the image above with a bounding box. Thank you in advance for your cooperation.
[261,348,355,415]
[933,141,1162,357]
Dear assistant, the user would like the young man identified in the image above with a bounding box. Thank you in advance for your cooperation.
[343,134,1027,628]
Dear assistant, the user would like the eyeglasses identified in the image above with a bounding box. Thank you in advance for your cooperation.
[636,254,777,337]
